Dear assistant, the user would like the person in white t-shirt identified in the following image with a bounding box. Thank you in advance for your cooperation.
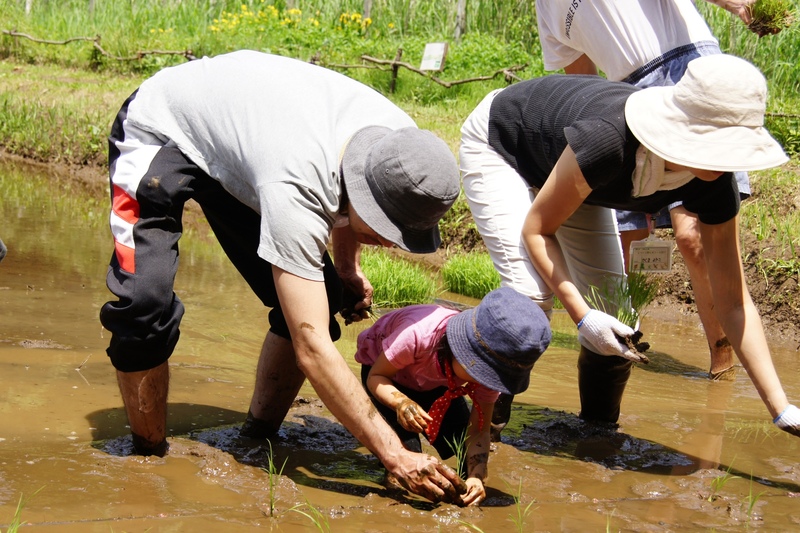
[487,0,766,440]
[101,50,464,503]
[536,0,758,380]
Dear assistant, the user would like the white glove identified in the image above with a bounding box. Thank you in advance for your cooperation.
[577,310,642,361]
[774,404,800,437]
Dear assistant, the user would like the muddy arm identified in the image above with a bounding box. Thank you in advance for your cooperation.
[367,354,433,433]
[272,266,462,502]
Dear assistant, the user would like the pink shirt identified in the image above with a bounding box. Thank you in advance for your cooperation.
[355,305,500,404]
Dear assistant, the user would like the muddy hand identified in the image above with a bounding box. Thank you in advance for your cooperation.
[460,478,486,507]
[436,462,468,502]
[391,453,466,504]
[395,398,431,433]
[774,404,800,437]
[340,286,372,325]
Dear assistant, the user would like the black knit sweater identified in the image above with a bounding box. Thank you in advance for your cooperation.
[487,75,738,224]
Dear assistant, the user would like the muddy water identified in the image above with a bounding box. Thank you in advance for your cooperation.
[1,158,799,532]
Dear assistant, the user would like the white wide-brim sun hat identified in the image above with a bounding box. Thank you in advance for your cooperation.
[624,54,788,172]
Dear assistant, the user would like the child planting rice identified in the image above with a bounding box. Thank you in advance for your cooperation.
[355,287,551,506]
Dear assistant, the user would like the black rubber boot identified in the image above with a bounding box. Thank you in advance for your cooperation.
[239,409,279,440]
[489,392,514,442]
[577,346,632,424]
[131,433,169,457]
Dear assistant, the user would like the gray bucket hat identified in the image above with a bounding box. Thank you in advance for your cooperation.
[446,287,551,395]
[341,126,460,253]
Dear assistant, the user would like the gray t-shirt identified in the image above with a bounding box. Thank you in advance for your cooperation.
[125,50,416,280]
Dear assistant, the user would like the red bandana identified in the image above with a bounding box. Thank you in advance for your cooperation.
[425,358,484,443]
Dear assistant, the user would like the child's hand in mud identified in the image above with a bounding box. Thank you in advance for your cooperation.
[395,398,432,433]
[460,477,486,506]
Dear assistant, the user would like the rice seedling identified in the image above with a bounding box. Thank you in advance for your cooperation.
[440,252,500,299]
[359,248,438,308]
[743,472,766,521]
[287,500,330,532]
[2,487,42,533]
[504,478,536,533]
[261,441,288,518]
[606,509,619,533]
[584,271,659,329]
[708,462,738,502]
[456,521,486,532]
[748,0,796,37]
[443,427,469,480]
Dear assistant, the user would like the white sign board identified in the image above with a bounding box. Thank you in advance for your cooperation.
[420,42,448,71]
[629,238,673,273]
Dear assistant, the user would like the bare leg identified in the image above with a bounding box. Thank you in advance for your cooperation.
[670,207,736,380]
[619,228,649,274]
[117,361,169,456]
[241,331,307,438]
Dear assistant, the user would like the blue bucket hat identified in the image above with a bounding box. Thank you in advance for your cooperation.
[445,287,551,395]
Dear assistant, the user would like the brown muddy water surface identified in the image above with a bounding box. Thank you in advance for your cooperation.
[1,159,799,531]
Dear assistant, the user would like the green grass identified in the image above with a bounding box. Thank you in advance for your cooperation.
[697,0,800,101]
[440,252,500,299]
[1,0,798,165]
[360,248,439,307]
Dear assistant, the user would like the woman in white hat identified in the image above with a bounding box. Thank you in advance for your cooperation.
[459,54,800,436]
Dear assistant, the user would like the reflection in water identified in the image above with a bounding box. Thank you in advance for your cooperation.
[2,160,800,530]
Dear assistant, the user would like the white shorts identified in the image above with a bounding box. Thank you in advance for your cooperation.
[459,89,626,319]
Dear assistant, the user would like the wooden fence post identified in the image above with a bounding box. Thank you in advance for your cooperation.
[454,0,466,42]
[389,48,403,93]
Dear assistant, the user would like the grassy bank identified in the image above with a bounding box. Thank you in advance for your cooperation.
[1,0,799,316]
[1,0,798,160]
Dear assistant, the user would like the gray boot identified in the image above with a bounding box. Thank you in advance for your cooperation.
[577,346,632,424]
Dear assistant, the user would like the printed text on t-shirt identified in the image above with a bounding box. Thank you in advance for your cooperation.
[564,0,585,39]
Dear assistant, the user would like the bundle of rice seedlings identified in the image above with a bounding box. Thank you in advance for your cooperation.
[748,0,795,37]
